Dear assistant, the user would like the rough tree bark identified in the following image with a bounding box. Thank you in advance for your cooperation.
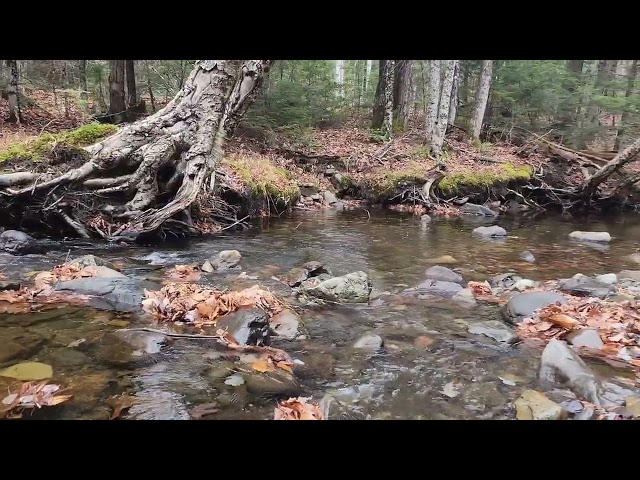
[425,60,441,147]
[471,60,493,141]
[431,60,458,161]
[381,60,395,138]
[125,60,138,108]
[334,60,345,97]
[6,60,22,123]
[392,60,412,131]
[372,60,386,129]
[79,60,88,100]
[108,60,127,123]
[614,59,638,151]
[144,60,157,113]
[0,60,272,242]
[365,60,373,92]
[448,60,460,126]
[579,135,640,196]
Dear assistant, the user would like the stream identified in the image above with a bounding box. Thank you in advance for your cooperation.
[2,208,640,420]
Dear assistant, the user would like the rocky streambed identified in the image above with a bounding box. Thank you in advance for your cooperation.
[3,208,640,420]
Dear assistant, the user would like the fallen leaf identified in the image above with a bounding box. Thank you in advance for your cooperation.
[107,394,136,420]
[276,361,294,374]
[540,312,580,330]
[274,397,324,420]
[251,359,275,373]
[414,336,434,348]
[0,362,53,381]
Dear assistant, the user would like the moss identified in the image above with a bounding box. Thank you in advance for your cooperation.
[0,123,117,164]
[366,162,427,194]
[438,163,532,193]
[223,155,301,204]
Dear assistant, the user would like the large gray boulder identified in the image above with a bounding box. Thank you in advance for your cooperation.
[539,339,603,406]
[569,231,611,243]
[216,307,271,345]
[473,225,507,237]
[0,230,43,255]
[302,271,372,303]
[558,274,616,299]
[501,291,567,324]
[54,277,144,312]
[204,250,242,271]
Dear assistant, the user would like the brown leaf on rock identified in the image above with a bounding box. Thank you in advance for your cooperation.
[107,394,136,420]
[0,381,72,419]
[251,359,275,373]
[274,397,324,420]
[539,312,580,330]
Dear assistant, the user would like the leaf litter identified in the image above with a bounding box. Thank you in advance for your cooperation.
[1,381,73,419]
[274,397,325,420]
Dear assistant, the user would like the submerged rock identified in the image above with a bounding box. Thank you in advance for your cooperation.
[515,390,567,420]
[460,203,498,216]
[353,333,384,351]
[558,274,616,299]
[501,291,567,324]
[539,339,603,406]
[302,261,331,277]
[243,368,301,396]
[472,225,507,237]
[208,250,241,270]
[490,272,522,289]
[0,230,42,255]
[566,329,604,350]
[519,251,536,263]
[54,277,144,312]
[302,271,372,303]
[270,309,300,340]
[451,288,477,306]
[467,320,519,344]
[424,265,463,284]
[569,231,611,243]
[216,307,271,345]
[283,267,309,287]
[112,330,169,354]
[416,279,463,298]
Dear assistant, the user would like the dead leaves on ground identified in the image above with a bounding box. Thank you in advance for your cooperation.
[142,283,283,326]
[274,397,324,420]
[518,293,640,373]
[1,381,73,419]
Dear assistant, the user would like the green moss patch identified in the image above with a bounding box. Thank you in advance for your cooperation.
[0,123,117,164]
[364,162,427,195]
[438,163,532,193]
[223,155,301,205]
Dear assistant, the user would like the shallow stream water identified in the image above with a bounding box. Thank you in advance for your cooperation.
[3,208,640,420]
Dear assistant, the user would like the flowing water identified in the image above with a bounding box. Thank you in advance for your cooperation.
[3,208,640,420]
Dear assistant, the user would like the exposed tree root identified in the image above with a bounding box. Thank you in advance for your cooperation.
[0,60,272,242]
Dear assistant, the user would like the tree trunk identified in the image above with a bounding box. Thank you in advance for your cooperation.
[448,60,460,126]
[108,60,127,123]
[431,60,457,161]
[381,60,395,138]
[614,59,638,151]
[334,60,345,97]
[393,60,412,131]
[365,60,373,92]
[580,135,640,196]
[145,60,156,113]
[471,60,493,141]
[5,60,22,123]
[125,60,138,109]
[79,60,88,100]
[425,60,442,146]
[568,60,584,74]
[372,60,386,129]
[0,60,272,242]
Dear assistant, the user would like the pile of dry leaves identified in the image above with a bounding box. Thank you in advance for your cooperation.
[0,262,97,313]
[517,294,640,371]
[274,397,324,420]
[142,283,283,326]
[1,381,73,419]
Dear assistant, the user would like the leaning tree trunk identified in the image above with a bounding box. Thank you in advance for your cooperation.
[392,60,412,131]
[108,60,127,123]
[381,60,396,138]
[471,60,493,142]
[431,60,458,161]
[448,60,460,126]
[0,60,272,242]
[6,60,22,123]
[425,60,441,147]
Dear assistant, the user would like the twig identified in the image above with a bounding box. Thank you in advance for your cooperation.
[219,215,250,231]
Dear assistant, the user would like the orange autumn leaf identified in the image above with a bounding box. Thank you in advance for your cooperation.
[274,397,324,420]
[251,359,275,373]
[276,361,294,374]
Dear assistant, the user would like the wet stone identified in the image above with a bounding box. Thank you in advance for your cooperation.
[558,274,616,299]
[472,225,507,237]
[270,309,300,340]
[501,291,568,324]
[283,267,309,287]
[569,231,611,243]
[566,329,604,350]
[515,390,567,420]
[519,251,536,263]
[460,203,498,216]
[425,265,463,284]
[416,279,463,298]
[208,250,241,270]
[595,273,617,285]
[467,321,519,344]
[216,307,271,345]
[353,333,384,351]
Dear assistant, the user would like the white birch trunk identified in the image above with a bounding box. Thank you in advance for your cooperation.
[431,60,458,159]
[448,61,460,126]
[382,60,395,138]
[425,60,441,146]
[471,60,494,141]
[6,60,21,123]
[366,60,372,91]
[335,60,345,97]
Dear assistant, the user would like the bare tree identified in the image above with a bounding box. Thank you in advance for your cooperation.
[615,59,638,150]
[5,60,23,123]
[448,61,460,126]
[471,60,493,141]
[431,60,458,160]
[125,60,138,109]
[425,60,441,146]
[79,60,88,100]
[108,60,126,123]
[372,60,387,129]
[381,60,395,137]
[0,61,272,242]
[393,60,412,131]
[334,60,345,97]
